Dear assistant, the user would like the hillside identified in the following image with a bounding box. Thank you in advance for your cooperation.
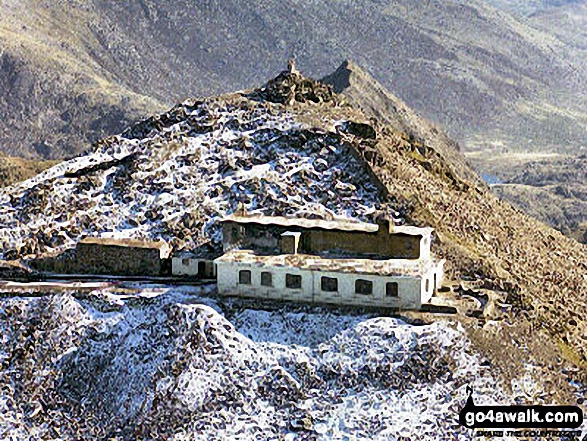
[0,153,58,187]
[485,0,587,16]
[3,0,587,160]
[322,60,483,187]
[1,70,586,439]
[490,155,587,243]
[0,1,163,158]
[2,70,586,353]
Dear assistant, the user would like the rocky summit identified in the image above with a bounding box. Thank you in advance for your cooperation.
[0,70,586,440]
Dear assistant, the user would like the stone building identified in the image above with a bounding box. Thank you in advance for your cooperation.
[215,214,444,310]
[74,237,171,276]
[221,214,431,259]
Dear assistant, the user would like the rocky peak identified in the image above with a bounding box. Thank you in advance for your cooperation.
[251,63,341,106]
[323,60,483,187]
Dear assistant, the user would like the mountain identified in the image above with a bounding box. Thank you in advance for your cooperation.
[2,71,587,350]
[3,0,587,160]
[1,70,586,439]
[0,1,163,158]
[485,0,587,16]
[322,60,483,186]
[491,155,587,243]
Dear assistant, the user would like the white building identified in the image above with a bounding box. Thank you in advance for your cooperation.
[214,214,445,310]
[215,250,444,310]
[171,242,220,279]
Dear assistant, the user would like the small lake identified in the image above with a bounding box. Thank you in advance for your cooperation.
[481,173,503,185]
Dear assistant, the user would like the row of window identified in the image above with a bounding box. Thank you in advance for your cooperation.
[238,270,399,297]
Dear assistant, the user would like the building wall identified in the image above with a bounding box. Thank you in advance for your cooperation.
[301,229,423,259]
[172,258,216,278]
[74,243,162,276]
[222,221,427,259]
[215,261,426,310]
[222,222,283,252]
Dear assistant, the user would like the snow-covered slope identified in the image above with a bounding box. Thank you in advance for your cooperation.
[0,286,520,440]
[0,93,383,259]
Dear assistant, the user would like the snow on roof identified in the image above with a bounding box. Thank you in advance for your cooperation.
[215,250,442,278]
[220,214,433,236]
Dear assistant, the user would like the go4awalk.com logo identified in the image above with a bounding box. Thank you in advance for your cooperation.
[459,387,584,438]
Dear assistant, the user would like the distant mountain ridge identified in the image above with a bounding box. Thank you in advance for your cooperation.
[322,60,483,186]
[2,0,587,159]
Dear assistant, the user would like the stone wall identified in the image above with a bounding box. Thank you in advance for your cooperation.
[301,229,422,259]
[30,244,166,276]
[222,221,425,259]
[74,243,163,276]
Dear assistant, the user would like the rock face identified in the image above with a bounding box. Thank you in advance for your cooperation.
[323,60,483,186]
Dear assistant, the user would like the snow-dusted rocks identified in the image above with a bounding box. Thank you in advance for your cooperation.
[1,286,520,440]
[0,96,385,260]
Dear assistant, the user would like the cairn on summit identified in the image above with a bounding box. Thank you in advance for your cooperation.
[253,60,339,105]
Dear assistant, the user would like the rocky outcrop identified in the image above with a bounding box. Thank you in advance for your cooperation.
[0,288,516,440]
[323,60,483,187]
[251,70,340,106]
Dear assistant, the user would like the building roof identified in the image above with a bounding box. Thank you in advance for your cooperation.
[220,214,433,236]
[215,250,442,278]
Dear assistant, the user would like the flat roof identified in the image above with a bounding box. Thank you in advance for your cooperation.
[79,237,169,251]
[220,214,433,236]
[215,250,442,277]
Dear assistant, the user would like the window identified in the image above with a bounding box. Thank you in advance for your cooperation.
[198,261,207,276]
[182,258,190,266]
[355,279,373,295]
[386,282,399,298]
[261,271,273,287]
[321,276,338,292]
[425,278,430,292]
[285,273,302,289]
[239,270,251,285]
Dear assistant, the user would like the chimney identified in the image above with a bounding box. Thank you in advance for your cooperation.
[281,231,301,254]
[375,213,392,234]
